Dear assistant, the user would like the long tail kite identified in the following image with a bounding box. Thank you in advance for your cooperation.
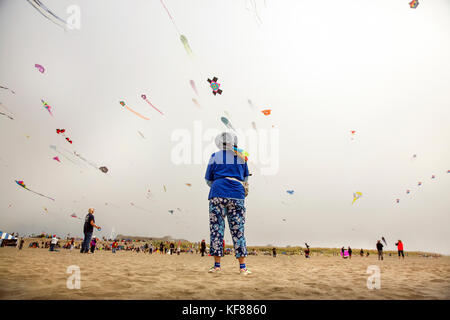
[15,180,55,201]
[119,101,150,120]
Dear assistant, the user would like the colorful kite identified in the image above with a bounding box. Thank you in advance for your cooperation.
[447,170,450,173]
[41,100,53,116]
[208,77,222,95]
[396,199,400,203]
[53,156,60,162]
[190,80,198,95]
[233,147,249,162]
[15,180,55,201]
[406,189,410,194]
[140,94,163,115]
[192,98,201,108]
[56,129,72,144]
[35,64,45,73]
[261,109,271,116]
[286,190,294,195]
[185,183,192,187]
[418,181,422,186]
[350,130,356,140]
[119,101,150,120]
[70,213,82,220]
[409,0,419,9]
[352,192,362,204]
[431,175,435,179]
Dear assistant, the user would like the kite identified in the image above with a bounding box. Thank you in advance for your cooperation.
[41,99,53,116]
[192,98,201,108]
[412,154,417,159]
[396,199,400,203]
[248,99,255,109]
[70,213,82,220]
[99,166,108,173]
[406,189,410,194]
[163,185,167,192]
[382,237,387,246]
[409,0,419,9]
[141,94,163,115]
[35,64,45,73]
[251,122,257,130]
[286,190,294,195]
[190,80,198,96]
[282,219,286,222]
[447,170,450,173]
[418,181,422,186]
[53,156,60,162]
[350,130,356,140]
[56,129,72,144]
[159,0,193,56]
[208,77,222,95]
[43,207,48,213]
[221,117,236,132]
[261,109,271,116]
[0,85,15,94]
[26,0,68,30]
[431,175,435,179]
[49,145,82,166]
[137,131,146,139]
[352,192,362,204]
[119,101,150,120]
[179,35,193,56]
[168,210,174,214]
[15,180,55,201]
[0,111,14,120]
[305,243,310,249]
[185,183,192,187]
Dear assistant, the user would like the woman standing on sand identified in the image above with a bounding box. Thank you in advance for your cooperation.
[205,132,251,275]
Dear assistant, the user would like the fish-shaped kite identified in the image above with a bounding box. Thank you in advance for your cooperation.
[119,101,150,120]
[15,180,55,201]
[352,192,362,204]
[99,166,108,173]
[189,80,198,96]
[261,109,271,116]
[221,117,236,132]
[286,190,294,195]
[141,94,163,115]
[35,64,45,73]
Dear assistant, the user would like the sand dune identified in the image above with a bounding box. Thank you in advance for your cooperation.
[0,247,449,300]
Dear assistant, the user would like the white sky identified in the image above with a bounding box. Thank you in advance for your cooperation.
[0,0,449,253]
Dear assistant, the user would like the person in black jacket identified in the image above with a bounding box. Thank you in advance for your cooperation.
[376,240,384,260]
[200,240,206,257]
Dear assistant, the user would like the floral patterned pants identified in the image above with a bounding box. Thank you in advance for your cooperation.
[209,197,247,258]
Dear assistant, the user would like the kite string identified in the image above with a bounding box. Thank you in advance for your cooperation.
[160,0,181,36]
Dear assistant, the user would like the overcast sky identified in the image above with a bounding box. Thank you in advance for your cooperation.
[0,0,449,253]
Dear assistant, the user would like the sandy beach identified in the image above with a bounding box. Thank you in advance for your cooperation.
[0,246,449,300]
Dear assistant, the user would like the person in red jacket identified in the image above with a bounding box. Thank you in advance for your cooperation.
[396,240,405,259]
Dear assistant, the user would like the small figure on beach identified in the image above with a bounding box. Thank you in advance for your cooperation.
[348,246,352,259]
[304,243,310,258]
[19,238,24,250]
[360,248,364,257]
[81,208,101,254]
[376,240,384,260]
[395,240,405,259]
[50,235,58,251]
[205,132,251,275]
[272,247,277,257]
[90,237,97,253]
[200,240,206,257]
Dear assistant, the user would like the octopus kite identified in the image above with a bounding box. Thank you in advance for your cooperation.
[208,77,222,95]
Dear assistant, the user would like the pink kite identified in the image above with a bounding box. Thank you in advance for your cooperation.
[53,156,60,162]
[141,94,164,115]
[190,80,199,96]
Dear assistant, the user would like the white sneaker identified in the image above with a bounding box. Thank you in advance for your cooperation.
[240,268,252,275]
[208,267,221,273]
